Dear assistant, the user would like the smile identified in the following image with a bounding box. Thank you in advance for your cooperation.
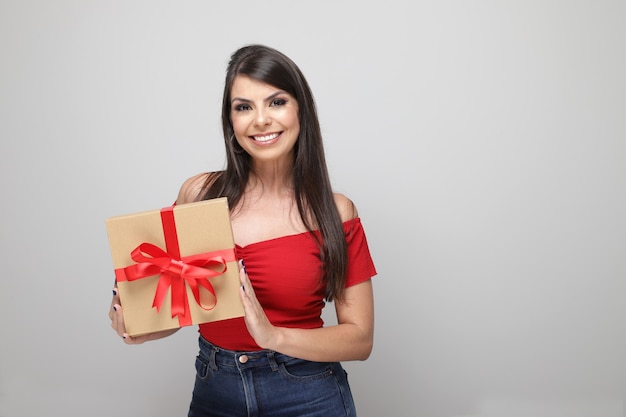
[251,132,280,143]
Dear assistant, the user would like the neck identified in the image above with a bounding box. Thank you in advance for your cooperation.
[248,157,294,196]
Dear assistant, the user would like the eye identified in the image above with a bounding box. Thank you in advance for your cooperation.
[234,103,252,112]
[270,98,287,107]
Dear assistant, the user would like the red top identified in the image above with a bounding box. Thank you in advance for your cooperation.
[198,217,377,351]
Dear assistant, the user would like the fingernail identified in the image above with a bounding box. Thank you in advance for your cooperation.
[241,284,245,292]
[113,305,117,311]
[112,289,117,296]
[241,260,245,267]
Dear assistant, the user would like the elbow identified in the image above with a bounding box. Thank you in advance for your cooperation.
[356,335,374,361]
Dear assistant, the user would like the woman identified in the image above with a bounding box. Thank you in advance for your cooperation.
[110,44,377,417]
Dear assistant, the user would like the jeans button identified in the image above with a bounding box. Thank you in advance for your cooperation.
[238,354,249,364]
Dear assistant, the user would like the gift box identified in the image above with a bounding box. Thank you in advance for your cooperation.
[105,197,244,337]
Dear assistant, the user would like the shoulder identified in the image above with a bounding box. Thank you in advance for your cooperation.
[176,172,221,204]
[333,192,359,222]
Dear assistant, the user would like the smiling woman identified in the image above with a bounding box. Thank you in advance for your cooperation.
[231,75,301,160]
[108,44,378,417]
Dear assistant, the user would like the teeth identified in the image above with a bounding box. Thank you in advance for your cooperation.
[253,133,279,142]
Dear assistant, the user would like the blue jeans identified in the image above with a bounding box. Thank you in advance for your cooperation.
[187,336,357,417]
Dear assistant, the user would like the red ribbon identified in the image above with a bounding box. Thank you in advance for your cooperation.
[115,206,235,326]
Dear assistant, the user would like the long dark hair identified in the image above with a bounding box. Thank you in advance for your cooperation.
[201,44,347,301]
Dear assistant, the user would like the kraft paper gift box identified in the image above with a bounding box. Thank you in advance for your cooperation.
[105,197,244,337]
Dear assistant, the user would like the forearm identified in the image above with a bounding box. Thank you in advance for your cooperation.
[268,322,373,363]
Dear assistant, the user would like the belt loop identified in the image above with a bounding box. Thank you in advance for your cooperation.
[267,351,279,372]
[209,346,219,370]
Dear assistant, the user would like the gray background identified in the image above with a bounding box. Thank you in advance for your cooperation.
[1,1,625,416]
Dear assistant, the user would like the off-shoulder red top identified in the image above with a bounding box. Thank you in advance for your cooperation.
[198,217,377,351]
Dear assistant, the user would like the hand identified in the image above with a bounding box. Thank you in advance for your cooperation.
[108,287,153,344]
[238,260,278,349]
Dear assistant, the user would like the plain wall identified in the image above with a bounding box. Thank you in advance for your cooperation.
[1,1,625,416]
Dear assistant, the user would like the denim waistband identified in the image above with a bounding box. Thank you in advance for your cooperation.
[198,335,301,371]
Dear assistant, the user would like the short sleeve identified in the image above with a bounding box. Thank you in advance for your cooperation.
[343,218,377,287]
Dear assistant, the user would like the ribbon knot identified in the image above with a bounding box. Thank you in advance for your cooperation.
[168,259,185,276]
[121,242,230,321]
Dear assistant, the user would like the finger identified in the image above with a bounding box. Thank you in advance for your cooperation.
[112,303,127,338]
[238,263,249,302]
[112,287,121,304]
[238,260,253,295]
[238,262,257,315]
[238,267,266,327]
[122,332,136,345]
[109,288,120,321]
[109,297,117,326]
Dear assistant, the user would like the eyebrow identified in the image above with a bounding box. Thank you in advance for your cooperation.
[231,91,287,104]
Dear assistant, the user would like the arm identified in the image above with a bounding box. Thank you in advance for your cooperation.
[239,265,374,361]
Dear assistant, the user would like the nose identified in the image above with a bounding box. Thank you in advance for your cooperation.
[254,109,271,126]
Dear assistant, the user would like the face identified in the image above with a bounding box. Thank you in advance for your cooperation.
[230,75,300,165]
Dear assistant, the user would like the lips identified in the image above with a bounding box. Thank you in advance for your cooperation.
[251,132,280,143]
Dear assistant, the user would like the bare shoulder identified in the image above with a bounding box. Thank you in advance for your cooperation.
[333,192,359,222]
[176,172,215,204]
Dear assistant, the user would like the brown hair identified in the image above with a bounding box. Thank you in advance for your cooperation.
[201,44,347,301]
